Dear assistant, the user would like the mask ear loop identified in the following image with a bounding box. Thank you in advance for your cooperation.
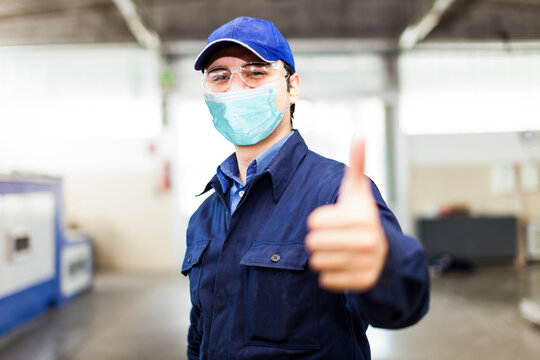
[278,102,292,117]
[275,74,293,115]
[285,75,296,115]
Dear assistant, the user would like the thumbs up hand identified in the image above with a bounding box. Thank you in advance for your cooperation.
[305,138,388,292]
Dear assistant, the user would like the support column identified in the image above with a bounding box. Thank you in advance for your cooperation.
[383,53,413,234]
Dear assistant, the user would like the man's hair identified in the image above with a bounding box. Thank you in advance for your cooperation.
[283,62,296,122]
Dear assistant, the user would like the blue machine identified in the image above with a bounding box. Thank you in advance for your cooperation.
[0,174,93,337]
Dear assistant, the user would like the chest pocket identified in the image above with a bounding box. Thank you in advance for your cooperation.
[240,242,320,350]
[182,240,210,309]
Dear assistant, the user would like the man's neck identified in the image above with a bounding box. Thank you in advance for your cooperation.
[235,124,292,184]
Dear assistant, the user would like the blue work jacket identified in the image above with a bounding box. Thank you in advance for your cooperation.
[182,130,430,360]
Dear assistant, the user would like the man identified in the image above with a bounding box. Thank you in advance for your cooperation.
[182,16,429,360]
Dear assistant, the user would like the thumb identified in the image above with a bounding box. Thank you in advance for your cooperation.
[338,138,370,204]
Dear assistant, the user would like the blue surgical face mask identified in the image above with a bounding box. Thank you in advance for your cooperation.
[204,83,288,145]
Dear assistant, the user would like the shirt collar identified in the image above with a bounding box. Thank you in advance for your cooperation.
[200,130,308,202]
[215,153,238,193]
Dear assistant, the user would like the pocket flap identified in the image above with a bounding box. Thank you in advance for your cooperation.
[240,242,309,271]
[181,240,210,275]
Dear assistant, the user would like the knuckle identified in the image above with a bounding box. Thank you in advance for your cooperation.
[352,271,377,290]
[306,207,322,225]
[305,232,323,249]
[320,274,343,292]
[309,254,320,269]
[305,233,314,247]
[352,239,368,251]
[364,272,378,289]
[319,272,332,287]
[362,236,378,251]
[352,256,366,270]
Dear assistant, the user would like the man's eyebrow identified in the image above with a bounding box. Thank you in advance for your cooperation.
[206,64,228,72]
[206,60,271,71]
[244,61,270,65]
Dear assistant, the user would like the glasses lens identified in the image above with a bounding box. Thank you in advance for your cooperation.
[239,63,275,87]
[204,68,232,92]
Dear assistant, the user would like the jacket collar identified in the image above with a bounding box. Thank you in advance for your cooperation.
[264,130,308,202]
[199,130,308,202]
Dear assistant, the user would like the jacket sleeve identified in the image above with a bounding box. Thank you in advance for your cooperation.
[187,305,202,360]
[345,180,430,329]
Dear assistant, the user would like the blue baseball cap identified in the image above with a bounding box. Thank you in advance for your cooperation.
[194,16,295,72]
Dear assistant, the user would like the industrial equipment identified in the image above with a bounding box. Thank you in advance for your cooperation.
[0,174,93,337]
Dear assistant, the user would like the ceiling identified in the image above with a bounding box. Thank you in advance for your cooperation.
[0,0,539,50]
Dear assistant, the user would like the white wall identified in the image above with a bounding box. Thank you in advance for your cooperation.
[411,132,540,166]
[0,45,161,140]
[399,51,540,135]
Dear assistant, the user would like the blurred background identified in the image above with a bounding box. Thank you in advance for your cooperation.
[1,1,540,359]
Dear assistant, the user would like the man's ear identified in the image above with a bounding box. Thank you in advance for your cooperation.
[288,73,301,104]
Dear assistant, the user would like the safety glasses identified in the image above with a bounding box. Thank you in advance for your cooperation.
[203,61,287,92]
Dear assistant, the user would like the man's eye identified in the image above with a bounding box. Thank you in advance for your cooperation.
[244,68,270,77]
[209,73,230,83]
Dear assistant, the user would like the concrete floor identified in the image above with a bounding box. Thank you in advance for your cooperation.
[1,266,540,360]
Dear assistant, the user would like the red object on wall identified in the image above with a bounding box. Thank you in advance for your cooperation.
[148,142,156,155]
[160,161,171,191]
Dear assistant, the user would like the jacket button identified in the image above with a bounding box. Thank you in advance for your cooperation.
[187,256,192,264]
[270,254,281,262]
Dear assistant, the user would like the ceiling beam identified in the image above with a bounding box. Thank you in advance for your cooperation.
[399,0,458,50]
[111,0,160,50]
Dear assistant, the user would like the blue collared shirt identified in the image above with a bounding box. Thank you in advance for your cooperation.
[183,130,430,360]
[216,131,294,213]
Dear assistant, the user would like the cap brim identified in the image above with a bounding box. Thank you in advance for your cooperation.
[194,38,279,71]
